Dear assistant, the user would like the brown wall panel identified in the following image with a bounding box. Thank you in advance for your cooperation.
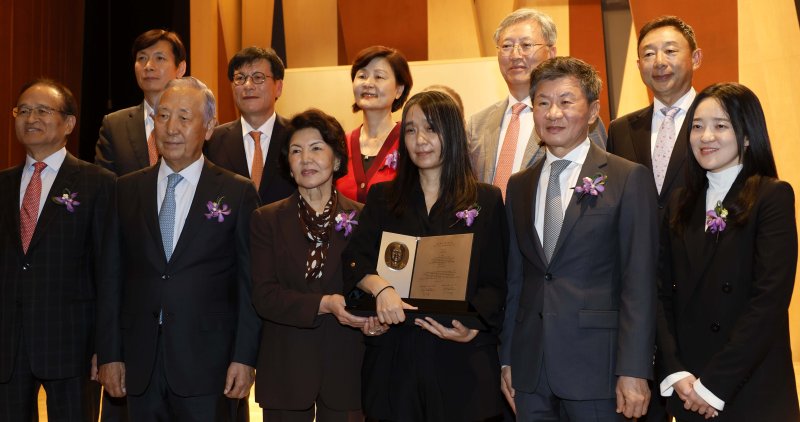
[0,0,85,169]
[569,0,610,125]
[337,0,428,64]
[629,0,738,96]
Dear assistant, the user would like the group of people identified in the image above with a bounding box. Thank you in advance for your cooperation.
[1,7,797,422]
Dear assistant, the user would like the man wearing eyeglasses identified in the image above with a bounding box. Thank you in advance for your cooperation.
[0,79,115,421]
[467,8,607,200]
[95,29,187,177]
[205,46,295,205]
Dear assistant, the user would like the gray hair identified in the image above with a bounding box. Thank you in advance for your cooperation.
[493,8,557,46]
[162,77,216,124]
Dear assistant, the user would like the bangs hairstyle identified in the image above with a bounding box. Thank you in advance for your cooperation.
[529,56,602,104]
[350,45,413,113]
[672,82,778,233]
[637,15,698,52]
[282,108,348,181]
[131,29,186,64]
[388,91,477,216]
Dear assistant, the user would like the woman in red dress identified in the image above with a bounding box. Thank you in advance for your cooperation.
[336,45,413,202]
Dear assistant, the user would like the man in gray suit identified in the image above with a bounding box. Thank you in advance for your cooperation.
[467,8,606,198]
[95,29,187,176]
[502,57,657,420]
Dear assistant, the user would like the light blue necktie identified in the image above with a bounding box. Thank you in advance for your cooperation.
[543,160,570,263]
[159,173,183,261]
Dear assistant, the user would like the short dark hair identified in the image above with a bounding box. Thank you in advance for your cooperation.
[674,82,778,232]
[131,29,187,64]
[423,85,464,116]
[227,46,285,81]
[350,46,413,113]
[18,78,78,117]
[529,56,602,103]
[282,109,348,181]
[388,91,477,216]
[637,16,697,52]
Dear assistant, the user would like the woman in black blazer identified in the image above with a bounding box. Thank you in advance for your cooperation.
[250,109,367,421]
[342,91,508,421]
[657,83,799,421]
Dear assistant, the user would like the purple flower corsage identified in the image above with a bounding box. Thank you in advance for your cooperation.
[705,201,728,237]
[383,150,398,170]
[205,196,231,222]
[52,189,80,212]
[335,210,359,237]
[573,173,607,201]
[453,204,481,227]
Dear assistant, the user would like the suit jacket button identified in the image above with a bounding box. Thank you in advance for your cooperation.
[22,263,30,271]
[544,273,552,281]
[350,262,356,268]
[722,284,732,293]
[161,274,169,280]
[710,322,720,332]
[658,204,665,210]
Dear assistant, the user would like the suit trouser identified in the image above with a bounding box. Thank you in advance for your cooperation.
[127,329,235,422]
[0,325,95,422]
[514,364,626,422]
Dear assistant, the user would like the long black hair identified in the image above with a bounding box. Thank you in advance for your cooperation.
[673,82,778,232]
[387,91,477,216]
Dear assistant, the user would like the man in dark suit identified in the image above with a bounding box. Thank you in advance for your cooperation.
[467,8,606,199]
[95,29,187,176]
[501,57,658,421]
[0,79,114,421]
[97,77,261,420]
[205,46,295,205]
[606,17,703,420]
[607,16,703,218]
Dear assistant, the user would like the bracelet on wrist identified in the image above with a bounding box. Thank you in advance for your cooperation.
[374,285,395,299]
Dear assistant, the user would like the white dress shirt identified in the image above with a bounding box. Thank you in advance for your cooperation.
[495,95,534,173]
[650,88,696,155]
[240,114,276,177]
[533,139,591,244]
[659,164,741,412]
[156,156,204,256]
[19,147,67,221]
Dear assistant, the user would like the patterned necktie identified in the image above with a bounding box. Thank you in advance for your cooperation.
[543,160,570,263]
[493,103,527,200]
[147,130,159,166]
[159,173,183,261]
[652,106,680,193]
[250,131,264,191]
[20,162,47,253]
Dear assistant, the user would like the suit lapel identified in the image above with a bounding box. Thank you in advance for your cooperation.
[277,193,307,272]
[550,143,608,264]
[660,118,690,201]
[170,161,223,264]
[482,100,506,183]
[521,127,545,170]
[26,154,81,254]
[260,116,287,198]
[630,106,653,170]
[680,174,745,311]
[138,165,164,261]
[5,165,25,256]
[128,103,150,169]
[225,120,250,177]
[514,162,547,264]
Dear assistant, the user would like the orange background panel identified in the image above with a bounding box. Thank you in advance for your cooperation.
[337,0,428,64]
[569,0,610,125]
[629,0,738,95]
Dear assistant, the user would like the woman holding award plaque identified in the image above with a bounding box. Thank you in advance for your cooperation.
[342,91,508,421]
[250,109,368,421]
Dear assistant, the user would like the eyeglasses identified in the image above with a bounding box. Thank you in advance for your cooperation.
[232,72,273,86]
[496,42,548,57]
[12,105,68,118]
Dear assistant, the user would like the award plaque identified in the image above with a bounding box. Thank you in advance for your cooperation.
[347,231,487,330]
